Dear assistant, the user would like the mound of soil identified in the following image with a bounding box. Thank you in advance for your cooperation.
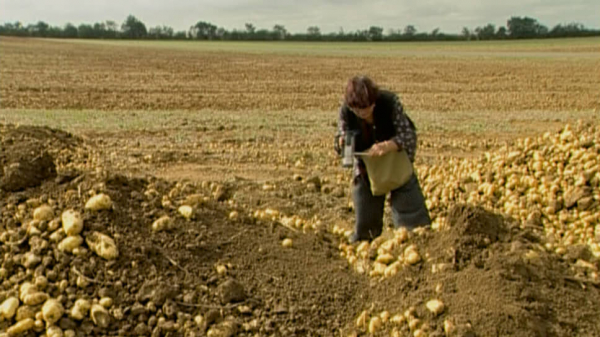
[0,170,372,336]
[367,204,600,336]
[0,124,81,192]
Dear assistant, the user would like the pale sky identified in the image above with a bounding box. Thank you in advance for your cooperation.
[1,0,598,34]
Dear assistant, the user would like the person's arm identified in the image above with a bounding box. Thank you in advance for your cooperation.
[389,95,417,161]
[368,95,417,160]
[335,105,350,154]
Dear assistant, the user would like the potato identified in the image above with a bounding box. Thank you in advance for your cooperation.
[178,206,193,220]
[384,262,401,278]
[19,283,37,301]
[426,299,445,316]
[70,299,91,320]
[229,211,239,220]
[42,299,64,325]
[99,297,113,309]
[86,232,118,260]
[408,318,422,331]
[368,317,382,333]
[7,318,35,335]
[413,329,428,337]
[33,205,54,221]
[356,310,368,328]
[58,236,83,253]
[444,320,456,335]
[90,304,110,328]
[282,239,293,248]
[376,253,395,265]
[34,319,45,332]
[0,297,19,319]
[215,264,228,275]
[23,292,49,306]
[85,194,112,211]
[194,315,205,327]
[152,216,173,232]
[61,210,84,236]
[47,326,64,337]
[391,314,406,325]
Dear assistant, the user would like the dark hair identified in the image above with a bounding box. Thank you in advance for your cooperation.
[344,76,379,108]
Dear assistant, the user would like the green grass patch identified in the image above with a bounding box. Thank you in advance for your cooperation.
[50,37,600,57]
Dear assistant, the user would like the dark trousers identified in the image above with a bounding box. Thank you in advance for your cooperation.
[352,173,431,241]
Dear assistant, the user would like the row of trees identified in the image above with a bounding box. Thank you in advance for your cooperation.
[1,15,598,41]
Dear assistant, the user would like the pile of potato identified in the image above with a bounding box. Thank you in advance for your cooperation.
[418,124,599,255]
[332,124,598,279]
[0,194,119,336]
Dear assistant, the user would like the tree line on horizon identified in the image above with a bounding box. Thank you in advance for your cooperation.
[1,15,598,41]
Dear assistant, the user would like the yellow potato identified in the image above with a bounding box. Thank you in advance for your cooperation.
[152,216,173,232]
[33,205,54,221]
[90,304,110,328]
[58,236,83,253]
[7,318,35,335]
[42,299,64,325]
[62,210,84,236]
[0,297,19,319]
[86,232,118,260]
[47,326,64,337]
[178,206,193,220]
[85,194,113,211]
[368,317,382,333]
[426,299,445,316]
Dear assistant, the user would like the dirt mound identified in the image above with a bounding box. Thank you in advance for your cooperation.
[0,124,82,192]
[0,170,372,336]
[362,204,600,336]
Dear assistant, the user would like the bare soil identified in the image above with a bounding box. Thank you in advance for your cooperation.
[1,123,599,336]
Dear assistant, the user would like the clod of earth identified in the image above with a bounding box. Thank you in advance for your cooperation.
[218,279,247,304]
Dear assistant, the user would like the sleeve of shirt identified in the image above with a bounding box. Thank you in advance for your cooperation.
[338,105,349,135]
[390,95,417,162]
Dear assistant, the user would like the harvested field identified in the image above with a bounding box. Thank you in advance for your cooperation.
[0,37,599,337]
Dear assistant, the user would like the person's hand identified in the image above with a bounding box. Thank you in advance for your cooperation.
[367,141,397,157]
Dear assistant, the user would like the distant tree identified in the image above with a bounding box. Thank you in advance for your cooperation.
[33,21,49,37]
[92,22,107,38]
[307,26,321,36]
[461,27,472,40]
[190,21,218,39]
[245,23,256,34]
[550,23,585,37]
[63,23,78,38]
[216,27,226,39]
[403,25,417,37]
[121,15,147,39]
[368,26,384,41]
[77,24,95,38]
[496,26,507,39]
[105,20,119,38]
[431,27,440,37]
[475,24,495,40]
[273,24,287,40]
[174,31,187,39]
[507,16,547,38]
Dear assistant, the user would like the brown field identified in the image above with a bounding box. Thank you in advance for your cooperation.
[0,37,599,336]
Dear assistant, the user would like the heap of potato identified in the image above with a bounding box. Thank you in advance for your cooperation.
[419,123,599,255]
[0,194,119,336]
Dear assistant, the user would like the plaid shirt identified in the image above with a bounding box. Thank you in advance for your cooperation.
[338,92,417,177]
